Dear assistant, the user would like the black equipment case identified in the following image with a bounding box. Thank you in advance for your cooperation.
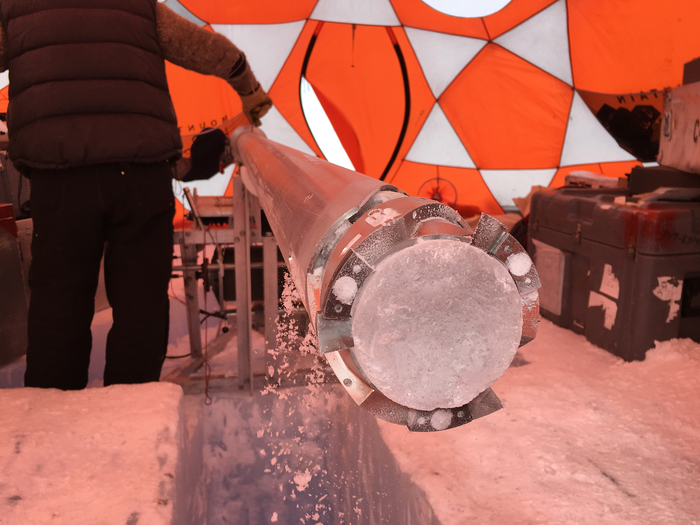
[528,188,700,361]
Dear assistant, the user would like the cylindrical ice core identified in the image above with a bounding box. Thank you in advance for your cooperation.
[351,239,523,411]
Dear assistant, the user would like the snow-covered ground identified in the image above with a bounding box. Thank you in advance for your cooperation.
[2,275,699,524]
[0,383,193,525]
[377,319,700,525]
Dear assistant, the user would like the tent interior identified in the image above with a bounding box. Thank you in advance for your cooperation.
[1,0,700,524]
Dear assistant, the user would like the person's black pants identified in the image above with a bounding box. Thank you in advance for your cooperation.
[24,162,175,390]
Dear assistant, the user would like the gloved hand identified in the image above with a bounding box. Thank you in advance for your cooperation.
[240,83,272,126]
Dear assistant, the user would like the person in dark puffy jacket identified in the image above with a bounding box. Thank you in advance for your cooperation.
[0,0,271,389]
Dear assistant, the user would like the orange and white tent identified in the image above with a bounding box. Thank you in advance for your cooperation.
[2,0,698,214]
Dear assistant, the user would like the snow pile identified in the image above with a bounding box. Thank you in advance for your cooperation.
[377,320,700,525]
[352,239,523,410]
[0,383,192,525]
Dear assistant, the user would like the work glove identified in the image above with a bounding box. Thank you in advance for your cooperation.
[240,83,272,126]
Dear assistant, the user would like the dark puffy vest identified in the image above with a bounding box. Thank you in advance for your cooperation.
[1,0,183,169]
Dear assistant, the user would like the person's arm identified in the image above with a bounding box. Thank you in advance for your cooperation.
[156,3,272,126]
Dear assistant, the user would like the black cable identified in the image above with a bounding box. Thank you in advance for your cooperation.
[299,22,324,155]
[380,28,411,181]
[199,309,227,324]
[165,353,192,359]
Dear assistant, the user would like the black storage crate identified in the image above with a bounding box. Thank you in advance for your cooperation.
[528,188,700,361]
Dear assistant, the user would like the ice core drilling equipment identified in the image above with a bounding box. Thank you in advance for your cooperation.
[230,126,541,432]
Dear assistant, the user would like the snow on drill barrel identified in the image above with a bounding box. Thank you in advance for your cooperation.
[231,126,540,432]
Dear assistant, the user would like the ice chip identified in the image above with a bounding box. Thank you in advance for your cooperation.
[506,252,532,276]
[430,409,453,431]
[332,275,358,305]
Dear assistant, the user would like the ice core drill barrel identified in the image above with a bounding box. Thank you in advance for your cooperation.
[231,127,540,432]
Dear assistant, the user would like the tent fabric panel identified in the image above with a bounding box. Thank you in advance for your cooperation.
[482,0,558,39]
[379,26,438,183]
[310,80,365,172]
[211,21,306,92]
[305,23,404,178]
[438,166,505,217]
[390,161,504,216]
[0,87,7,113]
[495,0,572,85]
[481,168,557,210]
[441,43,573,169]
[389,0,489,39]
[568,0,700,93]
[405,103,475,168]
[0,72,8,112]
[269,21,324,159]
[304,23,423,179]
[404,27,487,98]
[165,60,241,151]
[310,0,400,26]
[178,0,318,24]
[559,91,637,166]
[163,0,206,26]
[259,105,317,157]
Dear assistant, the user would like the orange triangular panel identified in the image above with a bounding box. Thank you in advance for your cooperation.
[0,86,7,113]
[166,59,242,155]
[389,0,488,39]
[224,174,234,197]
[482,0,558,39]
[568,0,700,92]
[305,23,429,180]
[269,21,323,158]
[391,161,503,216]
[166,25,243,154]
[179,0,318,24]
[440,43,573,169]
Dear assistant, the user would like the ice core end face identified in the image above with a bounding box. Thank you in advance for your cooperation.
[351,239,523,412]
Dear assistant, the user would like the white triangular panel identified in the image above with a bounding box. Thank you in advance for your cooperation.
[405,104,475,168]
[481,169,557,211]
[310,0,400,26]
[163,0,206,26]
[261,106,317,157]
[405,28,486,98]
[495,0,572,85]
[212,21,305,92]
[0,71,8,90]
[560,92,637,166]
